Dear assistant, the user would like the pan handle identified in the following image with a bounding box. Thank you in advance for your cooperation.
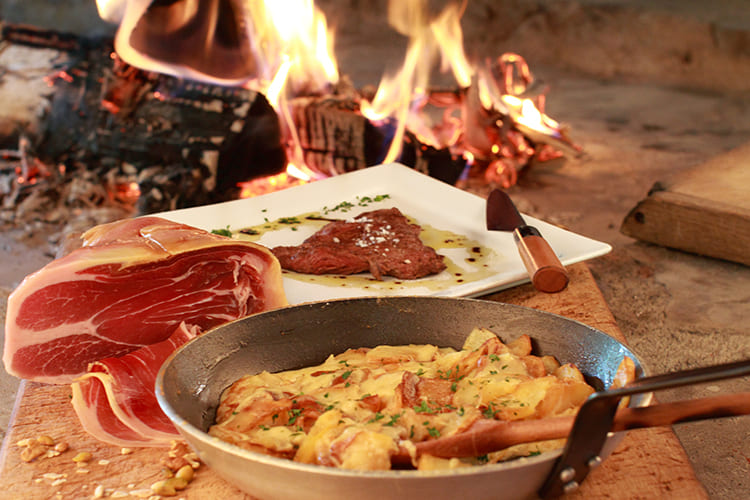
[538,358,750,498]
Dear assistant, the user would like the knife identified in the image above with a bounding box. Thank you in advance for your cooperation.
[486,189,569,293]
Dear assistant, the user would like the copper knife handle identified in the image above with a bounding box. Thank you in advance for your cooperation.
[514,226,569,293]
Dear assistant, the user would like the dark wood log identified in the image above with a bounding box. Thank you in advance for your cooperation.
[1,23,82,51]
[1,27,287,215]
[290,94,386,176]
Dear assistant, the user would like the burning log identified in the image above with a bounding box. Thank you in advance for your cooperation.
[288,87,469,185]
[36,42,286,211]
[0,23,287,232]
[0,23,82,51]
[291,93,384,176]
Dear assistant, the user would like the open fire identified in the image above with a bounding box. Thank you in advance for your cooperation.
[1,0,580,240]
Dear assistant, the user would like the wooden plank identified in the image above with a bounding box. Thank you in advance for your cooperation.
[0,386,251,499]
[621,141,750,265]
[0,263,706,499]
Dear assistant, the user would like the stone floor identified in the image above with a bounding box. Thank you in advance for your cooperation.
[2,1,750,498]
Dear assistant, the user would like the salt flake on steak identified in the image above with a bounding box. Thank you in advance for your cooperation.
[271,208,446,280]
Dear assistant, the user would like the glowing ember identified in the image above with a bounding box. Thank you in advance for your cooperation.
[111,181,141,205]
[237,171,308,199]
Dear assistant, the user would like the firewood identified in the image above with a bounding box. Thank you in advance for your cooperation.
[290,94,385,176]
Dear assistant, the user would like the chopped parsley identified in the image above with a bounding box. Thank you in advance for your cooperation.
[423,422,441,438]
[383,413,402,426]
[357,194,391,206]
[211,226,232,237]
[368,412,386,424]
[287,408,302,425]
[438,366,465,391]
[482,402,499,419]
[413,400,437,414]
[322,194,390,214]
[322,201,355,214]
[278,216,301,225]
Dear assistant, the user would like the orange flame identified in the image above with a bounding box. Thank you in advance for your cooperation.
[96,0,338,91]
[244,0,338,97]
[360,1,473,162]
[96,0,577,196]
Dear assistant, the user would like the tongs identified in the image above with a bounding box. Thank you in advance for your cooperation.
[539,358,750,497]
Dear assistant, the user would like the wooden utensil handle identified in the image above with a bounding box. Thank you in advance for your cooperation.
[613,391,750,431]
[514,227,569,293]
[404,391,750,461]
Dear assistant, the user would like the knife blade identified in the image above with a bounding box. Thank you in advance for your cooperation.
[486,189,569,293]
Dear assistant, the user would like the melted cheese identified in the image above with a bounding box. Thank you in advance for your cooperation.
[209,328,596,470]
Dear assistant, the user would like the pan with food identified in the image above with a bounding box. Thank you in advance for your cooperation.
[156,296,648,500]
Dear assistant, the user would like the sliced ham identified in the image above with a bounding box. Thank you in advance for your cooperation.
[4,216,287,384]
[70,322,199,447]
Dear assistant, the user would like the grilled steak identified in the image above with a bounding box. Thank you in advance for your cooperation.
[272,208,446,280]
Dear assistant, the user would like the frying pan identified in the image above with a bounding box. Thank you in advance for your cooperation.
[156,296,648,500]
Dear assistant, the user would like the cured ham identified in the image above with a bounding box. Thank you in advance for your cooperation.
[4,216,288,384]
[70,322,200,447]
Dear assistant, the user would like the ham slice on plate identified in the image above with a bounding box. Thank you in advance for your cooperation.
[70,322,200,447]
[4,216,288,384]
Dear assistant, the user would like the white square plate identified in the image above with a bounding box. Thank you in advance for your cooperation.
[159,163,611,305]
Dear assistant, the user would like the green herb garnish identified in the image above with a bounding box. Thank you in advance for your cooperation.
[211,226,232,237]
[413,400,437,414]
[287,408,302,425]
[383,413,402,427]
[368,412,385,424]
[278,216,301,224]
[482,402,498,419]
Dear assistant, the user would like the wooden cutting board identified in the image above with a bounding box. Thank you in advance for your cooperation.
[621,141,750,266]
[0,264,707,499]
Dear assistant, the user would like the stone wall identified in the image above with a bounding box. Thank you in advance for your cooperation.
[0,0,114,37]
